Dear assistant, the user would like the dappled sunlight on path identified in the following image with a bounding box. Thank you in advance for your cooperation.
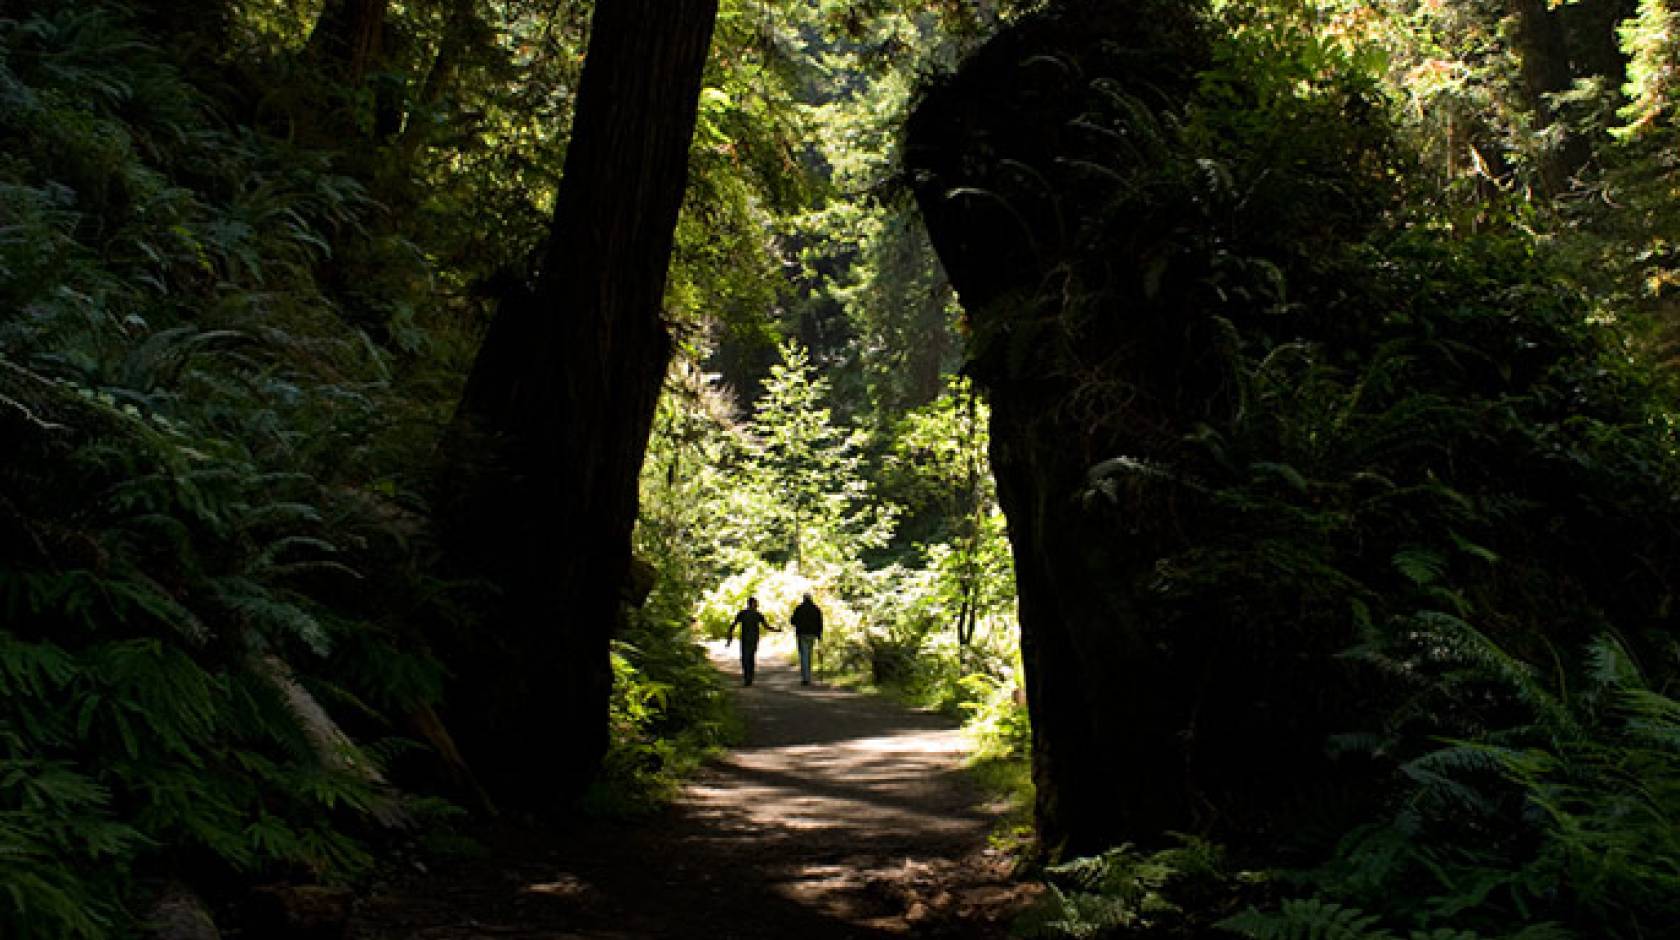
[684,640,1009,929]
[351,640,1029,939]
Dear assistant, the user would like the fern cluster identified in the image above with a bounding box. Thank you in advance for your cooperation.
[1222,629,1680,939]
[1219,898,1571,940]
[1006,222,1680,936]
[1009,226,1680,937]
[1016,836,1254,938]
[1,4,465,934]
[1149,231,1680,936]
[585,575,741,816]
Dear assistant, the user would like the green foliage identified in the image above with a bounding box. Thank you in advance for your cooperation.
[640,341,1022,783]
[1013,622,1680,939]
[979,4,1680,938]
[4,0,1022,932]
[958,669,1031,761]
[1091,230,1680,937]
[1041,17,1680,824]
[1016,836,1256,938]
[1220,900,1392,940]
[732,1,1005,426]
[0,373,430,939]
[0,2,461,932]
[1250,628,1680,939]
[585,609,739,816]
[631,2,1029,781]
[1616,0,1680,136]
[1217,898,1573,940]
[739,340,897,570]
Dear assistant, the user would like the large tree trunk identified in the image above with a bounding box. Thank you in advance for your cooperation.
[910,0,1672,863]
[433,0,719,806]
[907,0,1213,857]
[907,0,1389,857]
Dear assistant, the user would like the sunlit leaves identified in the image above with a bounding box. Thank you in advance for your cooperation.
[737,340,897,569]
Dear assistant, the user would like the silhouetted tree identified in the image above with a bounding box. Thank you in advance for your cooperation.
[435,0,720,806]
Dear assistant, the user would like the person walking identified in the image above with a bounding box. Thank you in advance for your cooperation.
[724,596,770,686]
[790,593,824,686]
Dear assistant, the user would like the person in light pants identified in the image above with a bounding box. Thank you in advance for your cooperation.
[790,593,824,686]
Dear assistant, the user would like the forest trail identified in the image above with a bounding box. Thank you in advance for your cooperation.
[352,638,1032,939]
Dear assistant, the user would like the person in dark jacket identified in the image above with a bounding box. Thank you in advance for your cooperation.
[724,596,771,686]
[790,593,824,686]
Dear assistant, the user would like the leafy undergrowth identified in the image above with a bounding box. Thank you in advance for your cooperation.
[0,6,749,930]
[582,608,742,818]
[1015,837,1259,938]
[1003,214,1680,940]
[0,4,471,934]
[1215,634,1680,940]
[967,754,1036,856]
[1016,630,1680,939]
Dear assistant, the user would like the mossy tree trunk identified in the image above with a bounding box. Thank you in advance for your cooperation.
[434,0,719,807]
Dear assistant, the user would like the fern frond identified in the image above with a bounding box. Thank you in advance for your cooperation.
[1410,612,1578,737]
[1218,898,1394,939]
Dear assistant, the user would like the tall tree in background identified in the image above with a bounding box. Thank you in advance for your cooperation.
[435,0,720,806]
[1502,0,1634,193]
[307,0,388,86]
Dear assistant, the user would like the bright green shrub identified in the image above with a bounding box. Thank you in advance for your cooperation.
[959,669,1031,761]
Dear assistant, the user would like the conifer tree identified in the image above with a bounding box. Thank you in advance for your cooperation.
[737,341,893,573]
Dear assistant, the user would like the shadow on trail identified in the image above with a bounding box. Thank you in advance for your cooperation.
[731,684,961,748]
[352,817,910,939]
[352,641,1019,939]
[693,758,986,827]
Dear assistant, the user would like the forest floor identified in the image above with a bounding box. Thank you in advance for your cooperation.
[350,639,1038,939]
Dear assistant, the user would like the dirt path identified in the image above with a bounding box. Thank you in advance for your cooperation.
[352,638,1031,939]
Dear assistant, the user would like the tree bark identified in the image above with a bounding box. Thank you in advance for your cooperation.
[433,0,719,806]
[908,0,1665,862]
[908,0,1390,857]
[907,0,1211,857]
[307,0,388,87]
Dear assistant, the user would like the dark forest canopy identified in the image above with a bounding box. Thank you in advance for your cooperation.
[3,0,1680,937]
